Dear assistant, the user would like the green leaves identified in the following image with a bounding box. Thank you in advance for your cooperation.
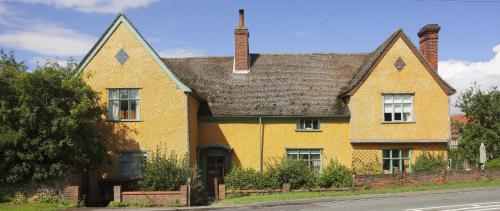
[457,84,499,161]
[0,51,107,183]
[413,152,447,173]
[140,149,189,191]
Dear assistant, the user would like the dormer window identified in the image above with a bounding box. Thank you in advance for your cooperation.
[297,118,320,131]
[383,94,413,122]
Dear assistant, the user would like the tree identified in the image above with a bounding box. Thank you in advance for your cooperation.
[456,84,500,162]
[0,50,107,183]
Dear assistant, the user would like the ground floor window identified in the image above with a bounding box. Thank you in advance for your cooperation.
[286,149,322,171]
[117,151,147,177]
[382,149,412,173]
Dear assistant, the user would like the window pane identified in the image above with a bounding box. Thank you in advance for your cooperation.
[300,153,309,160]
[402,150,409,158]
[288,154,298,159]
[384,95,393,103]
[310,153,320,160]
[392,159,401,172]
[129,89,139,99]
[403,113,411,121]
[119,90,129,99]
[111,100,119,120]
[403,103,411,112]
[383,150,390,158]
[394,104,402,113]
[394,95,402,103]
[109,90,119,100]
[392,149,400,158]
[120,100,128,119]
[384,104,393,112]
[130,100,137,119]
[384,113,392,121]
[312,119,319,129]
[394,113,402,121]
[383,159,391,170]
[403,95,412,103]
[312,160,321,171]
[297,120,305,130]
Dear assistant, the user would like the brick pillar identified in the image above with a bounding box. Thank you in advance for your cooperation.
[218,184,226,200]
[214,178,219,201]
[63,185,80,203]
[418,24,440,72]
[282,183,291,193]
[180,185,188,206]
[113,186,122,202]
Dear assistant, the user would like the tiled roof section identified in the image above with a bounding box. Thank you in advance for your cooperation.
[163,53,370,116]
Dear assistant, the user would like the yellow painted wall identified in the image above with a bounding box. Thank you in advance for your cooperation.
[188,95,200,167]
[197,119,352,170]
[349,37,451,142]
[81,22,189,178]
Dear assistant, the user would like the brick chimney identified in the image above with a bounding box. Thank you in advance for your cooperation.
[418,24,440,72]
[234,9,249,73]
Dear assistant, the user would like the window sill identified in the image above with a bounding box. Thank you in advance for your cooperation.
[381,121,415,124]
[107,119,143,122]
[295,129,323,132]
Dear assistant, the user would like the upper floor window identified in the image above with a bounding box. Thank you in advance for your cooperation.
[109,89,140,121]
[297,118,320,131]
[117,151,147,177]
[383,94,413,122]
[286,149,322,172]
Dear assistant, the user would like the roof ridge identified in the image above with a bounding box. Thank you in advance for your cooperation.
[161,52,371,60]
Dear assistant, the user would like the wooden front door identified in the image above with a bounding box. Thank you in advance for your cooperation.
[205,156,225,195]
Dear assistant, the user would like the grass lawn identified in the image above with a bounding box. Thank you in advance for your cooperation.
[217,179,500,205]
[0,202,72,211]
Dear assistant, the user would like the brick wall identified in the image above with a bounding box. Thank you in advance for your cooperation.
[0,171,82,203]
[354,169,500,189]
[116,185,188,206]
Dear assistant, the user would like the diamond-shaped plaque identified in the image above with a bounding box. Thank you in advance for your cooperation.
[394,57,405,71]
[115,49,129,65]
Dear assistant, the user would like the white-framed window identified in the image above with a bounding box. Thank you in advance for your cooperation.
[383,94,413,122]
[109,89,140,121]
[382,149,412,173]
[117,151,147,177]
[286,149,322,171]
[297,119,320,131]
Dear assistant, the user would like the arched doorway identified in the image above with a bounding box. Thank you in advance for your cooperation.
[197,143,232,195]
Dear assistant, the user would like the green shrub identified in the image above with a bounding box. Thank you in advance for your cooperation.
[225,167,269,190]
[0,194,14,203]
[413,152,447,173]
[107,201,152,207]
[266,158,318,189]
[189,168,210,206]
[319,159,352,188]
[140,148,189,191]
[13,194,27,204]
[485,158,500,170]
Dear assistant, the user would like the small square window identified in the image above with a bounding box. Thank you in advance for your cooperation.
[297,119,320,131]
[383,94,413,122]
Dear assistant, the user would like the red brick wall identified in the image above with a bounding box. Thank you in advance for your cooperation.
[234,28,249,71]
[0,171,82,203]
[119,185,188,206]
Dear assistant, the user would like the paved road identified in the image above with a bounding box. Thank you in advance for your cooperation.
[213,188,500,211]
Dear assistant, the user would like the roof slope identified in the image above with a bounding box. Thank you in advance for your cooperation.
[164,53,370,116]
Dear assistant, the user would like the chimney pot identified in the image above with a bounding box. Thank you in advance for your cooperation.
[418,24,440,72]
[239,9,245,28]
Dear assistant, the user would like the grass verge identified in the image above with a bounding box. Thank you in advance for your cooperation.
[0,202,72,211]
[216,179,500,205]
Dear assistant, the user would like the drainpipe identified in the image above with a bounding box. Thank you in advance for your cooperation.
[259,117,264,172]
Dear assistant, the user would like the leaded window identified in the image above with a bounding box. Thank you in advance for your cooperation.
[117,151,147,177]
[383,94,413,122]
[286,149,322,171]
[109,89,140,121]
[382,149,411,173]
[297,119,320,131]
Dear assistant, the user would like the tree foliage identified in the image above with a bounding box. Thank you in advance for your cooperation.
[413,152,447,173]
[0,50,107,183]
[140,149,189,191]
[457,84,500,162]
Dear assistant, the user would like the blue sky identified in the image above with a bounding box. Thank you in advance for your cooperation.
[0,0,499,112]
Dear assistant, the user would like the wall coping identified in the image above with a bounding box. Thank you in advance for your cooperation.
[122,191,182,195]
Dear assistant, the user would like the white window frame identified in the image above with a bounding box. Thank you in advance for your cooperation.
[382,149,412,174]
[117,151,148,177]
[286,149,322,172]
[382,94,414,123]
[296,118,321,131]
[108,89,140,121]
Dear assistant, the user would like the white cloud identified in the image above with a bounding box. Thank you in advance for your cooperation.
[0,23,94,57]
[439,44,500,113]
[12,0,158,14]
[158,47,206,58]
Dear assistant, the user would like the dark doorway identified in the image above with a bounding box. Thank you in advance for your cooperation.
[205,156,225,195]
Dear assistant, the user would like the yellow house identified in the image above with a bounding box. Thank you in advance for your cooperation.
[78,10,455,200]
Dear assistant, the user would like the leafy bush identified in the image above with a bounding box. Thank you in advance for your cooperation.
[189,168,210,206]
[485,158,500,170]
[225,167,269,190]
[266,158,318,189]
[319,159,352,188]
[413,152,447,173]
[140,148,189,191]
